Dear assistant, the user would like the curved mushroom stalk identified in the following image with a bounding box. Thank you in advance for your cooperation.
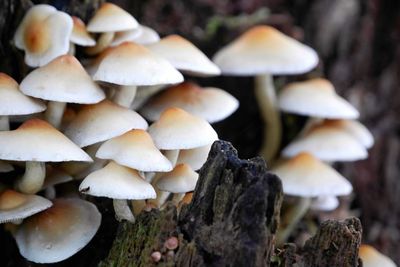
[16,161,46,194]
[85,32,114,55]
[45,101,66,129]
[113,199,135,223]
[276,197,312,245]
[255,74,281,163]
[0,116,9,131]
[113,85,137,108]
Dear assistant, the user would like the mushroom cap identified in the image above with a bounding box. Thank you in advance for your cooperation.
[14,5,73,67]
[148,35,220,76]
[15,198,101,263]
[87,3,138,33]
[93,42,183,86]
[20,55,105,104]
[110,27,142,47]
[131,25,160,45]
[96,129,172,172]
[156,163,199,193]
[271,153,352,197]
[212,25,318,76]
[310,195,339,211]
[64,100,148,147]
[328,119,374,149]
[278,78,359,119]
[140,82,239,123]
[70,16,96,46]
[42,167,74,189]
[0,189,52,223]
[79,161,156,199]
[0,73,46,116]
[282,120,368,161]
[177,143,212,170]
[359,245,396,267]
[148,107,218,150]
[0,119,92,162]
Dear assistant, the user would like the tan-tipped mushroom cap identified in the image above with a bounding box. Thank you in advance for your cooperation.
[64,100,148,147]
[213,25,318,76]
[177,143,212,170]
[271,153,352,197]
[93,42,184,86]
[96,130,172,172]
[0,119,92,162]
[70,16,96,46]
[359,245,396,267]
[111,27,142,47]
[15,198,101,263]
[278,78,359,119]
[148,35,221,76]
[282,120,368,162]
[0,73,46,115]
[328,119,374,149]
[140,82,239,123]
[87,3,138,33]
[156,163,199,193]
[79,162,156,199]
[20,55,105,104]
[14,5,73,67]
[148,108,218,150]
[131,25,160,45]
[0,189,52,223]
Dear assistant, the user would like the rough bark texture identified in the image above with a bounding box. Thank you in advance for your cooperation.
[100,140,284,267]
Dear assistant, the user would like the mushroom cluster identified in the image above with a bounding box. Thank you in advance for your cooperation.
[0,2,239,264]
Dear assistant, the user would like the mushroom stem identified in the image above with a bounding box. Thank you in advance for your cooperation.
[163,149,179,167]
[68,42,76,56]
[171,193,185,205]
[0,116,9,131]
[86,32,115,55]
[113,199,135,223]
[45,101,67,129]
[16,161,46,194]
[113,85,137,108]
[254,74,281,163]
[276,197,312,245]
[131,199,146,216]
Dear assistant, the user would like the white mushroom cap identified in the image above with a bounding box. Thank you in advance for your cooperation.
[148,107,218,150]
[15,198,101,263]
[70,16,96,46]
[213,25,318,76]
[110,27,142,47]
[156,163,199,193]
[271,153,352,197]
[20,55,105,104]
[42,167,74,189]
[177,143,213,171]
[140,82,239,123]
[329,120,374,149]
[87,3,138,33]
[0,73,46,116]
[310,195,339,211]
[278,78,359,119]
[0,189,52,223]
[93,42,183,86]
[282,120,368,161]
[14,5,73,67]
[131,25,160,45]
[79,161,156,199]
[96,129,172,172]
[0,119,92,162]
[64,100,148,147]
[147,35,220,76]
[359,245,396,267]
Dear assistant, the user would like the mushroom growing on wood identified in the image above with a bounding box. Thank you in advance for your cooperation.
[213,25,318,162]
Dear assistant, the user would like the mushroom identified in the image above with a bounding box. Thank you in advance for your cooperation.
[310,195,339,212]
[14,198,101,263]
[271,152,352,244]
[359,244,396,267]
[0,73,45,131]
[176,143,213,171]
[0,119,92,194]
[20,55,105,128]
[86,3,139,55]
[69,16,96,54]
[14,4,73,67]
[0,189,52,224]
[140,82,239,123]
[93,42,183,108]
[129,25,160,45]
[80,162,156,223]
[213,25,318,161]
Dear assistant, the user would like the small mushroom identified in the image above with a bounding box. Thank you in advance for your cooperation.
[359,245,396,267]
